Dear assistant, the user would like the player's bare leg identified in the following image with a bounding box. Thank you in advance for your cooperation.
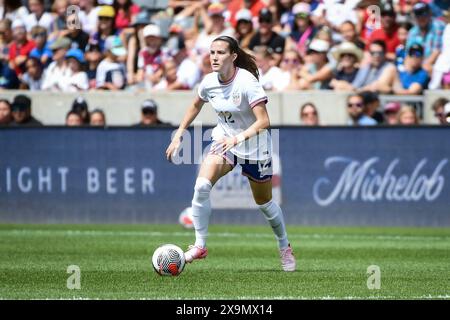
[249,179,296,272]
[185,154,233,263]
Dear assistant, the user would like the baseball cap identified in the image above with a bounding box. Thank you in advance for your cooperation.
[85,41,101,52]
[292,3,311,16]
[381,2,396,16]
[49,37,72,50]
[167,34,185,57]
[11,19,25,30]
[98,5,115,18]
[408,43,424,57]
[308,39,330,53]
[235,8,252,22]
[258,8,273,23]
[141,99,158,113]
[208,3,225,17]
[413,2,430,17]
[104,35,127,56]
[72,97,88,112]
[143,24,161,38]
[132,11,151,27]
[384,102,401,113]
[12,95,31,111]
[442,72,450,85]
[66,48,86,63]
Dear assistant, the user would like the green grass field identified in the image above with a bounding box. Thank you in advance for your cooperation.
[0,224,449,300]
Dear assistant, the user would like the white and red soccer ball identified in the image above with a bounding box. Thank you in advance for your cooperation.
[152,244,186,276]
[178,207,194,229]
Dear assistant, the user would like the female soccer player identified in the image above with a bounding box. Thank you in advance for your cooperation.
[165,36,296,272]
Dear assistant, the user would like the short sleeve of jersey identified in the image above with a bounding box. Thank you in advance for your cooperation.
[245,73,268,108]
[197,78,209,102]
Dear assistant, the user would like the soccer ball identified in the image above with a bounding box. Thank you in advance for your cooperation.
[152,244,186,276]
[178,207,194,229]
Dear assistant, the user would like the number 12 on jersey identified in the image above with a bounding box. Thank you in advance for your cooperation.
[218,111,235,124]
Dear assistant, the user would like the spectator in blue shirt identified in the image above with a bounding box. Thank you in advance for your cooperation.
[395,22,413,72]
[394,43,429,95]
[406,2,446,74]
[29,26,52,68]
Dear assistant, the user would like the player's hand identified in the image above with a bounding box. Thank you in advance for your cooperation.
[211,137,237,155]
[166,138,181,162]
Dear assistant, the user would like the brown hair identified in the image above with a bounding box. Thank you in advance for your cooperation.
[300,102,318,116]
[212,35,259,80]
[31,25,47,37]
[397,105,419,125]
[432,97,449,111]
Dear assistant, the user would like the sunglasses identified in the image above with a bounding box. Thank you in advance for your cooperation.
[32,32,46,38]
[348,102,363,108]
[370,51,384,56]
[12,107,27,112]
[295,13,309,19]
[409,51,423,58]
[341,53,356,58]
[283,58,299,64]
[414,10,430,17]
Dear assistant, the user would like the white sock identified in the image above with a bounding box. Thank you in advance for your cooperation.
[259,200,289,249]
[191,177,212,248]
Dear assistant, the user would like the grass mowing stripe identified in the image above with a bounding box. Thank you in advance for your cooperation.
[0,224,449,299]
[1,229,450,241]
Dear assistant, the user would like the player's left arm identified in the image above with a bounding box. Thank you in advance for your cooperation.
[219,102,270,153]
[243,103,270,140]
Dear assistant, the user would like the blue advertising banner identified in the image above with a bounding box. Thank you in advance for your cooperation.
[0,127,448,226]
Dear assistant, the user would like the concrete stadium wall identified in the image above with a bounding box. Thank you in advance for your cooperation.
[1,90,448,126]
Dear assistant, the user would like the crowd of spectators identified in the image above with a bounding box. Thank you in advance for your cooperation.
[0,0,449,126]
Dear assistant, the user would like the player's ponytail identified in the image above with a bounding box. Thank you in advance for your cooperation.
[213,36,260,81]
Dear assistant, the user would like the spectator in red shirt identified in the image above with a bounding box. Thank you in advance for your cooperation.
[8,20,35,76]
[367,2,399,61]
[137,24,164,89]
[228,0,267,27]
[114,0,140,31]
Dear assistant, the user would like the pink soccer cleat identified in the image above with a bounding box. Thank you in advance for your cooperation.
[280,244,296,272]
[184,245,208,263]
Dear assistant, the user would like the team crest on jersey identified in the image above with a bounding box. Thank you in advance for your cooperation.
[232,90,241,106]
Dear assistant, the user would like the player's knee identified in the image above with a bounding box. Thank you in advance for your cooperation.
[193,177,212,203]
[194,177,212,193]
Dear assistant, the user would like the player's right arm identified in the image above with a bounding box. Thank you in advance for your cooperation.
[165,96,205,162]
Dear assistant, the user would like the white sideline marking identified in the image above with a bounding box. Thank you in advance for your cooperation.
[233,294,450,300]
[1,229,449,242]
[2,294,447,300]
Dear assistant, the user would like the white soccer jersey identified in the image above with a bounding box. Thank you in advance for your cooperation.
[197,67,271,161]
